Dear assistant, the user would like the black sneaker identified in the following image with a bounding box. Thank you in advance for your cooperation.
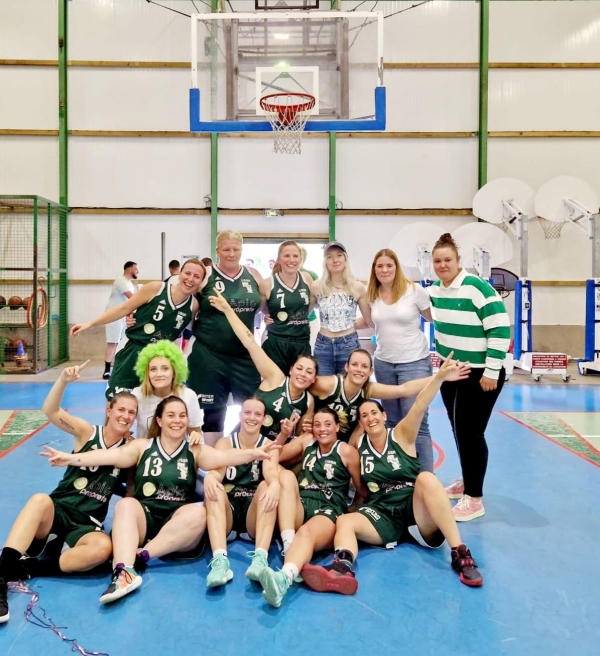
[451,544,483,587]
[133,550,149,574]
[102,371,111,380]
[0,578,9,623]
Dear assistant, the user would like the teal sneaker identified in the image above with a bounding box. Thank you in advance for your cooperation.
[245,550,269,582]
[206,554,233,588]
[99,564,142,604]
[259,567,290,608]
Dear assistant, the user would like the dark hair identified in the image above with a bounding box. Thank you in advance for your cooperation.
[432,233,459,257]
[168,259,180,269]
[148,395,187,439]
[123,261,137,270]
[314,406,348,433]
[357,398,386,415]
[105,391,137,426]
[242,396,267,415]
[292,354,319,376]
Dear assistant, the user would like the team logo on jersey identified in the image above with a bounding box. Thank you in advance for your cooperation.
[367,482,380,493]
[176,458,189,480]
[143,482,156,497]
[386,453,401,471]
[174,312,186,330]
[324,461,336,480]
[73,477,88,490]
[241,279,254,294]
[144,323,155,335]
[277,311,288,322]
[299,478,309,487]
[299,289,309,304]
[362,506,381,521]
[224,483,235,493]
[317,508,333,516]
[110,468,120,478]
[263,415,274,427]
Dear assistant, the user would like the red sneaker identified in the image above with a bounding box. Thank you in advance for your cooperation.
[301,563,358,595]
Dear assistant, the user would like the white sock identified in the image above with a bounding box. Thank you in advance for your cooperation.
[282,563,299,584]
[213,549,227,558]
[255,547,268,559]
[281,529,295,552]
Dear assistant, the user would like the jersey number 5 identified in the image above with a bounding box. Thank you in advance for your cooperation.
[361,455,374,475]
[153,301,166,322]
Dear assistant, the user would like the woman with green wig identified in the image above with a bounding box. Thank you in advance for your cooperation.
[132,340,202,439]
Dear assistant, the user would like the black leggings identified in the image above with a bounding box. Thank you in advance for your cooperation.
[440,367,505,498]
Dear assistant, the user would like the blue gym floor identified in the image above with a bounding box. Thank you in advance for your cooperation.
[1,382,600,656]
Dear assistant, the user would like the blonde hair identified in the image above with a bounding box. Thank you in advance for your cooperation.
[367,249,413,304]
[313,246,357,298]
[216,230,243,249]
[272,240,302,275]
[299,247,308,266]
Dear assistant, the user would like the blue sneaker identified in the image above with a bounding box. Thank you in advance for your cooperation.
[245,551,269,582]
[259,567,290,608]
[206,554,233,588]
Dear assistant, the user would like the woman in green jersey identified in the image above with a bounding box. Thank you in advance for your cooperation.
[41,396,278,605]
[259,240,316,373]
[0,361,137,624]
[300,357,484,595]
[257,407,365,608]
[71,259,206,401]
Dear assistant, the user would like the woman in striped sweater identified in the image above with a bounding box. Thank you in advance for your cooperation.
[429,233,510,522]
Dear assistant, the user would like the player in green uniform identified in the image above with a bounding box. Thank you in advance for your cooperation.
[202,398,282,588]
[300,356,484,595]
[310,348,471,442]
[71,259,206,400]
[187,231,263,446]
[0,361,137,624]
[41,396,279,605]
[257,407,365,608]
[208,289,318,442]
[259,241,316,373]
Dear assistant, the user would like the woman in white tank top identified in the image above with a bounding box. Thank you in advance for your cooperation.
[311,242,373,375]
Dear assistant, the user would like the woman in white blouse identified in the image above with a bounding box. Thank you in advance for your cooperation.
[366,249,435,472]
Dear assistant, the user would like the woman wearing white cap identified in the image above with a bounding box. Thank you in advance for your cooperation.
[312,242,372,376]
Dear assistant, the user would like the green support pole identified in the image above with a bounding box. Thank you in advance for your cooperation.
[58,0,68,206]
[478,0,490,189]
[328,132,336,241]
[211,133,218,260]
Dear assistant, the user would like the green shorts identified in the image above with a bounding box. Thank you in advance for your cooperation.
[141,503,180,542]
[106,340,143,400]
[262,334,311,375]
[49,499,106,548]
[187,341,260,409]
[359,498,445,550]
[227,486,256,534]
[300,496,342,524]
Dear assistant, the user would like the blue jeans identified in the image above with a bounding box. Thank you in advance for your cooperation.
[373,355,434,473]
[314,332,361,376]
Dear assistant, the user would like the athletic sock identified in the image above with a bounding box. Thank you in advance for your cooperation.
[213,549,227,558]
[254,548,268,559]
[21,556,62,579]
[0,547,24,582]
[280,529,295,552]
[104,362,111,374]
[281,563,299,584]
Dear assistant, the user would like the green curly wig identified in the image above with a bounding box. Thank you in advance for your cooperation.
[134,340,189,387]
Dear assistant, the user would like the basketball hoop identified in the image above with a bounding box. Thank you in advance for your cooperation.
[260,92,316,154]
[538,217,565,239]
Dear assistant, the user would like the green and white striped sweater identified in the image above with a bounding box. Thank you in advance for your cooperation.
[429,269,510,380]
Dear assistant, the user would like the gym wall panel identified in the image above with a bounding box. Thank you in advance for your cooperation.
[337,139,478,209]
[68,138,211,208]
[489,70,600,131]
[0,0,58,59]
[68,0,190,61]
[0,137,59,200]
[529,287,586,327]
[0,68,58,130]
[218,138,329,209]
[69,68,191,131]
[337,214,474,281]
[491,2,600,62]
[68,213,211,324]
[218,214,328,236]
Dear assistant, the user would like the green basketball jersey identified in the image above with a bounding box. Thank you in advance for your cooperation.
[266,273,311,339]
[314,375,365,441]
[125,283,194,346]
[194,265,261,357]
[133,437,197,519]
[358,429,421,506]
[223,432,268,489]
[298,439,350,515]
[255,377,310,440]
[50,427,124,522]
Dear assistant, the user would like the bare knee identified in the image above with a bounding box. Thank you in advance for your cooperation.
[279,469,298,490]
[26,493,53,512]
[183,504,207,532]
[255,480,269,496]
[415,471,439,495]
[114,496,141,517]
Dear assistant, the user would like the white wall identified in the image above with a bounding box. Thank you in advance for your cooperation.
[1,0,599,341]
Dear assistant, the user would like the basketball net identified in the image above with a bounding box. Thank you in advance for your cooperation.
[260,93,316,155]
[538,217,565,239]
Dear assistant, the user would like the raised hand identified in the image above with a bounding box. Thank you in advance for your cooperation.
[253,443,282,461]
[207,288,231,313]
[70,322,92,337]
[60,360,91,383]
[279,413,300,441]
[437,352,463,381]
[39,445,73,467]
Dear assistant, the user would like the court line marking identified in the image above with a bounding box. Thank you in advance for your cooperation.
[555,415,600,458]
[500,411,600,469]
[0,412,50,461]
